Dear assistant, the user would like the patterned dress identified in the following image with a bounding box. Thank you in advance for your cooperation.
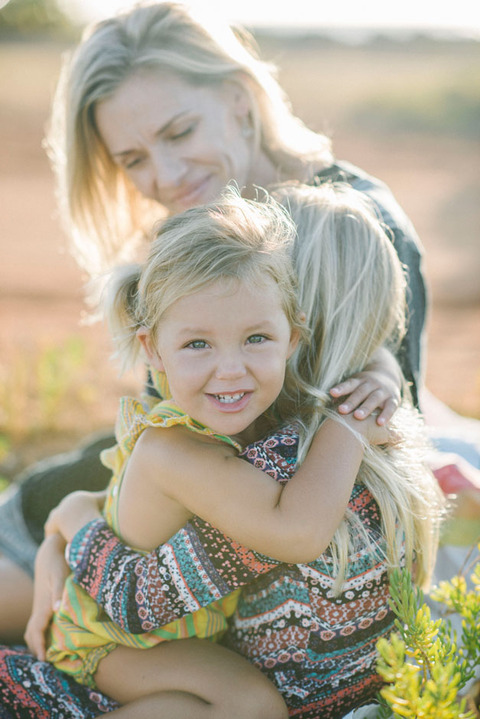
[0,426,399,718]
[46,396,241,688]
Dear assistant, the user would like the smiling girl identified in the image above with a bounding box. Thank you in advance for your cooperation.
[36,189,389,718]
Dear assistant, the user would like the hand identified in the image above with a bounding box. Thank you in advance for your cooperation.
[342,410,392,446]
[45,490,106,543]
[329,347,402,426]
[24,533,69,660]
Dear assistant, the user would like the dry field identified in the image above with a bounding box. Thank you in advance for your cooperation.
[0,33,479,471]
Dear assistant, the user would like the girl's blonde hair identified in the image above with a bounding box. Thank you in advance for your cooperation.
[104,186,304,380]
[47,1,332,276]
[272,182,444,591]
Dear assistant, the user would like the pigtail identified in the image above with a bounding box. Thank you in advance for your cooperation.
[102,264,143,373]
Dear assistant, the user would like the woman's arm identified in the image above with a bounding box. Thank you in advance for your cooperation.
[24,490,108,658]
[68,515,280,633]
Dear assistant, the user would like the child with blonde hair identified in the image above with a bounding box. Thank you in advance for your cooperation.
[23,184,444,718]
[32,188,390,718]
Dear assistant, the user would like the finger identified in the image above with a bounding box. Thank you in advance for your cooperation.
[351,389,386,419]
[375,397,399,425]
[329,377,363,398]
[24,616,46,660]
[337,384,377,415]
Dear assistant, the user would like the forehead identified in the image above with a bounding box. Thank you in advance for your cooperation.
[161,275,286,324]
[94,70,223,145]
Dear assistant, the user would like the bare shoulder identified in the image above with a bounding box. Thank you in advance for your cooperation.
[134,425,235,471]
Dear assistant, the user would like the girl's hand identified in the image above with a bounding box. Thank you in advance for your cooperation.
[341,410,391,446]
[329,347,402,426]
[45,490,106,543]
[24,533,69,660]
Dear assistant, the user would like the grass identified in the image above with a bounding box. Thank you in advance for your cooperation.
[0,336,92,441]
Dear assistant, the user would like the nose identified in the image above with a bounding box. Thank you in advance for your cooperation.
[150,147,186,196]
[214,350,247,381]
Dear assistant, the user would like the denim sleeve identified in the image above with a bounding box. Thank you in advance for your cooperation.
[324,161,428,406]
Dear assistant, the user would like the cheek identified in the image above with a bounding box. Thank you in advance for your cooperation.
[166,356,205,391]
[256,350,288,384]
[125,167,152,200]
[211,115,250,176]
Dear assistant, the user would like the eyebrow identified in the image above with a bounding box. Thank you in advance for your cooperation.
[111,111,190,159]
[176,320,279,337]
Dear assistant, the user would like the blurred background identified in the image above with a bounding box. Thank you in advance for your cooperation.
[0,0,479,480]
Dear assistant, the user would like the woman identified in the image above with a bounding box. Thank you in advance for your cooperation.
[0,1,423,646]
[0,0,435,642]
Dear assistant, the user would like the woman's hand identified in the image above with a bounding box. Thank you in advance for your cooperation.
[24,533,69,660]
[329,347,402,425]
[44,490,106,543]
[25,491,106,659]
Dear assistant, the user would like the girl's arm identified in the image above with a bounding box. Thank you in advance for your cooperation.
[124,412,385,564]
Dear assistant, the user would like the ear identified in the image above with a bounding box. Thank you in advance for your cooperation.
[136,327,165,372]
[222,79,251,121]
[287,328,301,359]
[287,312,306,359]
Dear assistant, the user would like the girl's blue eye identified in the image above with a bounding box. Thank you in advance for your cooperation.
[247,335,267,344]
[186,340,208,349]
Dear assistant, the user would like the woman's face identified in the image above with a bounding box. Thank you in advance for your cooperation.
[95,71,255,215]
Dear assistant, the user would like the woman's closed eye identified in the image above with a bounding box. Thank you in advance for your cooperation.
[168,123,196,142]
[124,155,144,170]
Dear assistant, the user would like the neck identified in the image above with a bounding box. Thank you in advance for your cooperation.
[234,413,274,447]
[244,149,327,195]
[243,149,278,197]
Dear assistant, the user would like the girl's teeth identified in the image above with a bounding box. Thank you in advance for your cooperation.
[215,393,245,403]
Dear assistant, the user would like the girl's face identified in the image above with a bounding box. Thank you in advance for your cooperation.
[138,277,299,443]
[95,71,255,215]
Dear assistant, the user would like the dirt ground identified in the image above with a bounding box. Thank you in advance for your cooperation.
[0,37,479,469]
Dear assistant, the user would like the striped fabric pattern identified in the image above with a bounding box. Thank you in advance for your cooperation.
[68,426,401,717]
[46,397,241,688]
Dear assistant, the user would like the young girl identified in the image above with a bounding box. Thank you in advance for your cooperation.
[35,188,390,718]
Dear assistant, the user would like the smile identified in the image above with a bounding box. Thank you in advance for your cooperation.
[206,391,252,412]
[175,175,212,208]
[214,392,245,404]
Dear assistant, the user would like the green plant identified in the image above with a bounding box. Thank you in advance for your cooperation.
[0,336,95,441]
[374,550,480,718]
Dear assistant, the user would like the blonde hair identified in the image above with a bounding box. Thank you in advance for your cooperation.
[47,1,332,276]
[104,187,304,381]
[272,183,444,591]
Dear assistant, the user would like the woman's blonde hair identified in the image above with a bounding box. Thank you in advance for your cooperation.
[272,182,444,591]
[104,186,304,381]
[47,1,332,276]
